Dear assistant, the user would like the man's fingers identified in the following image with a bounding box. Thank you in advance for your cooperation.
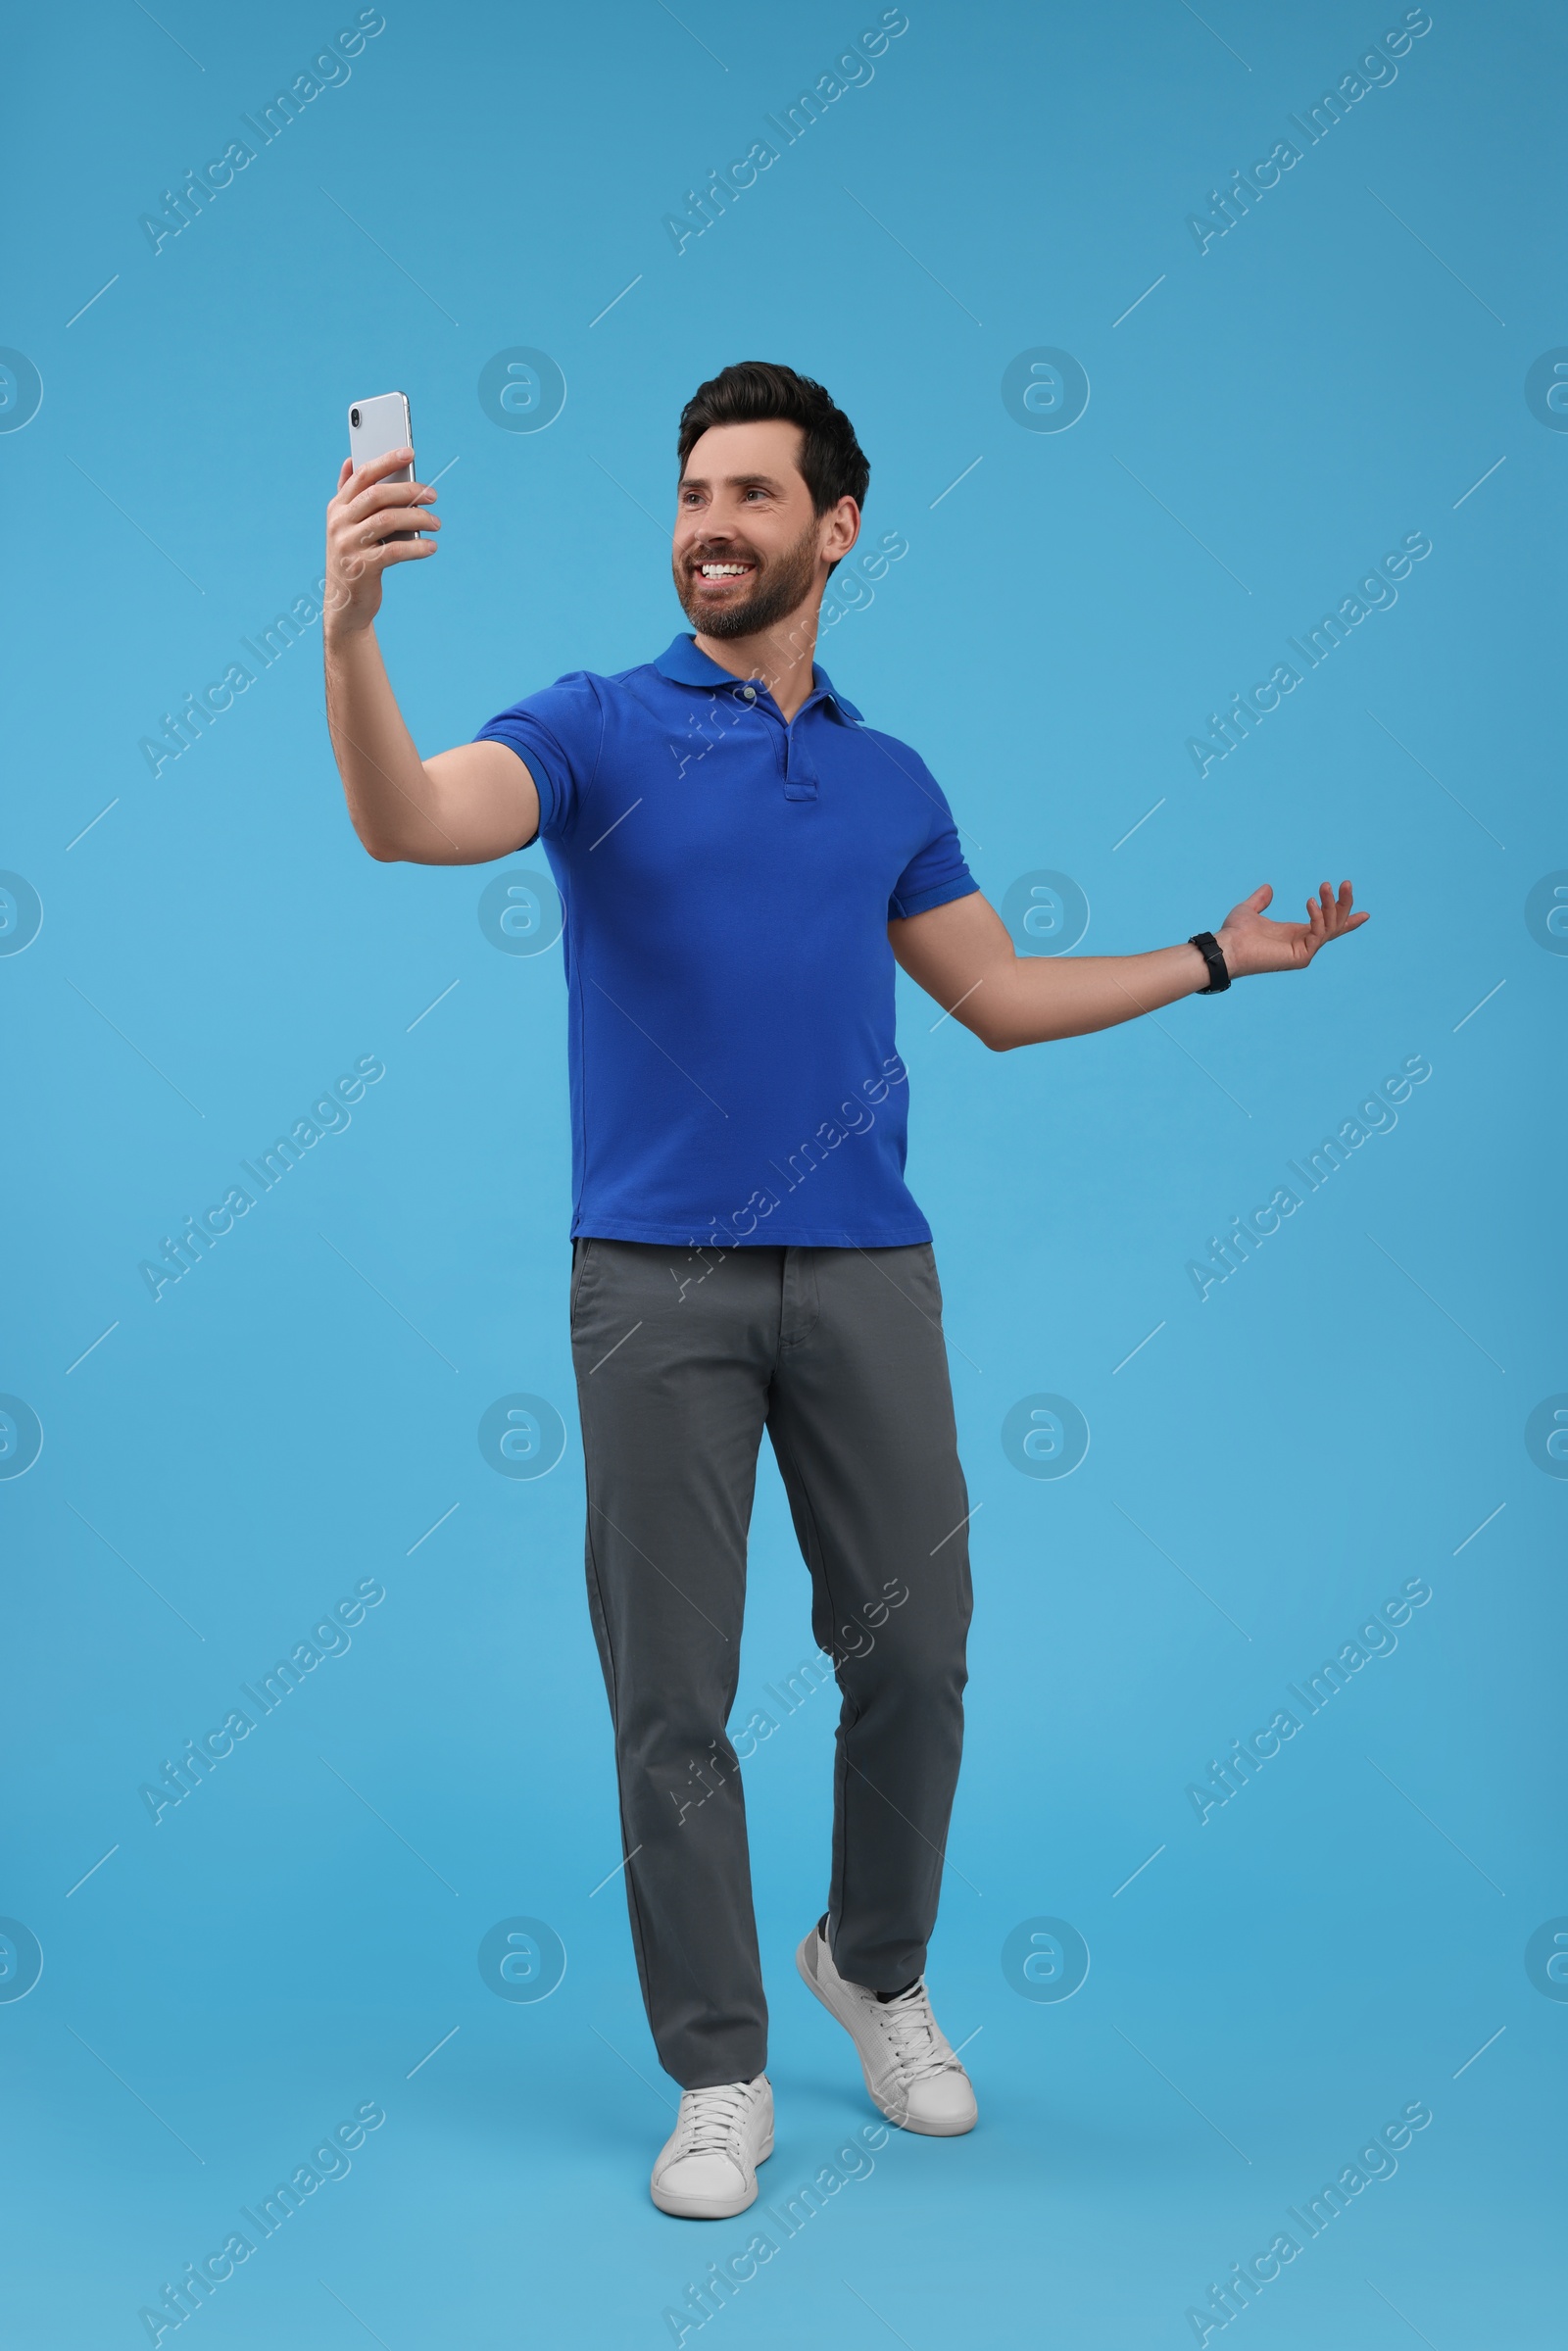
[342,478,436,524]
[371,535,437,565]
[330,452,420,513]
[1221,881,1272,930]
[1313,880,1370,947]
[335,536,436,578]
[350,475,433,511]
[349,509,439,548]
[350,509,440,544]
[341,444,416,500]
[353,528,437,558]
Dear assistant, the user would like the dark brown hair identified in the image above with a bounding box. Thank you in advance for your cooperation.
[677,362,869,514]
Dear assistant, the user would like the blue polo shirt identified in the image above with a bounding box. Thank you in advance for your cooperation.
[475,633,977,1249]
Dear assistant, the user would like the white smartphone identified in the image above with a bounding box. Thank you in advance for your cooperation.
[347,390,417,542]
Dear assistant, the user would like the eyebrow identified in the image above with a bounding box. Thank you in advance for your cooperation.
[677,470,787,494]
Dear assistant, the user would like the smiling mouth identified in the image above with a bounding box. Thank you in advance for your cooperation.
[693,560,756,584]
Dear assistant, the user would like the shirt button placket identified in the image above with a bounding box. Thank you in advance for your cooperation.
[784,714,819,803]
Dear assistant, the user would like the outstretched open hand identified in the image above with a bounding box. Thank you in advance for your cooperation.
[1215,881,1368,979]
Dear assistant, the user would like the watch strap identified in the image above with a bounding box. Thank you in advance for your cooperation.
[1189,931,1231,994]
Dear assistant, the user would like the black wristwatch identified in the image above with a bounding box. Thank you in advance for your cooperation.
[1189,931,1231,994]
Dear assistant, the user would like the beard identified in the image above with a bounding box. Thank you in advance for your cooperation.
[673,514,822,640]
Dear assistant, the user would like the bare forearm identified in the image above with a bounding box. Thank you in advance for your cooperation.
[893,877,1368,1048]
[322,445,538,865]
[325,622,458,861]
[975,940,1211,1048]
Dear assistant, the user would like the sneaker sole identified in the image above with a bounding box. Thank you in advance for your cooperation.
[650,2131,773,2221]
[794,1933,977,2138]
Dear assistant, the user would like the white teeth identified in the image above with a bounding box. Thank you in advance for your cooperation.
[700,563,750,577]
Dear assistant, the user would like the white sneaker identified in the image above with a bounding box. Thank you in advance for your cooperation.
[649,2074,774,2219]
[796,1925,977,2136]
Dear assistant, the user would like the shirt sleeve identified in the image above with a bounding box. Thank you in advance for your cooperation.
[473,672,605,846]
[887,758,979,920]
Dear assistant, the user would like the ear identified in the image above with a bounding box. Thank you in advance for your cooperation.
[824,496,861,563]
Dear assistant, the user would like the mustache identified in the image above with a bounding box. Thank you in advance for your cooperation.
[687,544,761,567]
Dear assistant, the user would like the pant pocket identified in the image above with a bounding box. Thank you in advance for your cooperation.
[570,1236,596,1320]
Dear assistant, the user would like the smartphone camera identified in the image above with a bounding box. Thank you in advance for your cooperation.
[350,407,362,428]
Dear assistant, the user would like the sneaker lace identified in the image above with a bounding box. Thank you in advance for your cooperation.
[872,1983,959,2083]
[675,2081,753,2156]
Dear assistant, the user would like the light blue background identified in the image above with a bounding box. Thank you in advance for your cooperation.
[3,2,1563,2344]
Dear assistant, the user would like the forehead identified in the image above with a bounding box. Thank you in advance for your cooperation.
[679,416,808,487]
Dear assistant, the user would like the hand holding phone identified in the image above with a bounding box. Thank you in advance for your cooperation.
[348,392,418,541]
[324,389,440,640]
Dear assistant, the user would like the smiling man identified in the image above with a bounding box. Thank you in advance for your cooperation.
[323,361,1366,2222]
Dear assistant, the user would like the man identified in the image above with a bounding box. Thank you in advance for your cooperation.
[323,361,1366,2221]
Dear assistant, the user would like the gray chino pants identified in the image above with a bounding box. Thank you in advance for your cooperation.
[569,1236,973,2089]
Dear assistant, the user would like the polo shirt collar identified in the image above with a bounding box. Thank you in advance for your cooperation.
[653,632,862,723]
